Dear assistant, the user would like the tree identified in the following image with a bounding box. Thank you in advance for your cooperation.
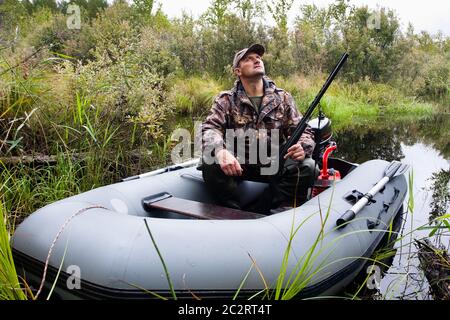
[292,3,334,74]
[204,0,233,27]
[267,0,293,34]
[133,0,154,16]
[200,13,260,76]
[58,0,108,19]
[234,0,264,22]
[0,0,29,42]
[31,0,58,12]
[264,0,295,77]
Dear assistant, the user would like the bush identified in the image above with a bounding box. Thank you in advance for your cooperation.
[416,56,449,100]
[343,78,406,106]
[137,26,181,77]
[170,14,205,76]
[73,30,175,144]
[170,76,225,116]
[23,7,95,61]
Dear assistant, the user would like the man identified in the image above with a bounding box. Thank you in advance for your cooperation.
[201,44,317,214]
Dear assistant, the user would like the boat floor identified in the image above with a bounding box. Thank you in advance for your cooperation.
[142,192,265,219]
[141,158,357,220]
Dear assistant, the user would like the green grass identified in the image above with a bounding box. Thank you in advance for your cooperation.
[270,74,437,133]
[0,149,123,225]
[0,199,28,300]
[144,219,177,300]
[170,76,225,116]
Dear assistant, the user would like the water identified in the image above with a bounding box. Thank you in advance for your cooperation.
[334,114,450,299]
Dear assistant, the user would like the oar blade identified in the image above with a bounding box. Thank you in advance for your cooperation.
[385,161,402,178]
[394,162,410,177]
[385,161,410,179]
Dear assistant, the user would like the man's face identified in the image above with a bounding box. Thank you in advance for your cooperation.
[234,53,265,79]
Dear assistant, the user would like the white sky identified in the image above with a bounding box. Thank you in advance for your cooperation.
[159,0,450,36]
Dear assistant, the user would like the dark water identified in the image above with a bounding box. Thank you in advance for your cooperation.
[334,114,450,299]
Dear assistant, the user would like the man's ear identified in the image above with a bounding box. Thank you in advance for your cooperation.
[234,68,241,77]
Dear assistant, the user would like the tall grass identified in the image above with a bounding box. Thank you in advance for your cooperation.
[271,189,336,300]
[0,199,27,300]
[144,220,177,300]
[0,149,124,225]
[170,76,225,116]
[274,74,435,131]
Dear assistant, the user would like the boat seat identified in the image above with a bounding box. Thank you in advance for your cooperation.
[180,172,269,208]
[142,192,265,220]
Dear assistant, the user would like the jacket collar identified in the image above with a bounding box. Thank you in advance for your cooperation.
[233,76,274,94]
[233,77,281,122]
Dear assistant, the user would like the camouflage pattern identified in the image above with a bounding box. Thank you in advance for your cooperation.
[202,77,316,164]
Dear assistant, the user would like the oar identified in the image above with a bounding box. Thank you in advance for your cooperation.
[336,160,410,229]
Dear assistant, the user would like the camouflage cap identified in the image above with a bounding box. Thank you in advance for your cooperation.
[232,44,265,70]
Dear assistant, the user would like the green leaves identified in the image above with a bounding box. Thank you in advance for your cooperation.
[0,201,27,300]
[408,170,414,214]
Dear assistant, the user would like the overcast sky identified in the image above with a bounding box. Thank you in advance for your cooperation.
[159,0,450,36]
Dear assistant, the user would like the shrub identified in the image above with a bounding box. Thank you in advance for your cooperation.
[73,28,175,144]
[416,56,449,100]
[170,76,225,116]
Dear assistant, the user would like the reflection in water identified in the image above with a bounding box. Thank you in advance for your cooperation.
[428,169,450,222]
[330,114,450,299]
[333,114,450,163]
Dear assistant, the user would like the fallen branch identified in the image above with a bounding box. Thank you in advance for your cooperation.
[0,154,74,166]
[416,239,450,300]
[0,150,150,167]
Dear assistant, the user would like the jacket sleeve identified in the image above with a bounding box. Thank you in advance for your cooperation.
[283,92,316,158]
[201,96,228,155]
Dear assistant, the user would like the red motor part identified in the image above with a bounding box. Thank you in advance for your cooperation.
[311,144,341,197]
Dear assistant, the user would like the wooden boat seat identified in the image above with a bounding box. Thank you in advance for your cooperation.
[142,192,265,220]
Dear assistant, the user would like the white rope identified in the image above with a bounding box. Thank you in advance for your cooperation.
[34,204,107,300]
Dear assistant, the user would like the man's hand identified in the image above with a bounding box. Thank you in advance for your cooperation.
[284,143,305,161]
[216,149,243,176]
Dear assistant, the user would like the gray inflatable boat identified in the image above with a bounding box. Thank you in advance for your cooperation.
[12,157,407,299]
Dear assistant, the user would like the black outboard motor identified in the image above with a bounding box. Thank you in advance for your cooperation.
[308,113,333,164]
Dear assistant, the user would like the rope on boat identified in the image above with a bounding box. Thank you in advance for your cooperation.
[34,204,107,300]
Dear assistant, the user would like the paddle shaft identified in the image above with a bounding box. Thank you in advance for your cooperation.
[336,160,410,228]
[336,176,390,227]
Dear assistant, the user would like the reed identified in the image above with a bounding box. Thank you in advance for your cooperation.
[170,76,225,116]
[0,199,28,300]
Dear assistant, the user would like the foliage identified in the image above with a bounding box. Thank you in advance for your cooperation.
[428,169,450,222]
[234,0,265,22]
[203,0,233,27]
[169,14,205,76]
[170,76,225,116]
[0,199,28,300]
[267,0,293,34]
[199,13,265,77]
[1,0,446,102]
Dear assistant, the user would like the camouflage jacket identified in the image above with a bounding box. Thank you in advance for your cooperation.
[202,77,316,164]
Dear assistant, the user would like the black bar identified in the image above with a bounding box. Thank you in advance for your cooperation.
[336,209,356,228]
[278,52,349,174]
